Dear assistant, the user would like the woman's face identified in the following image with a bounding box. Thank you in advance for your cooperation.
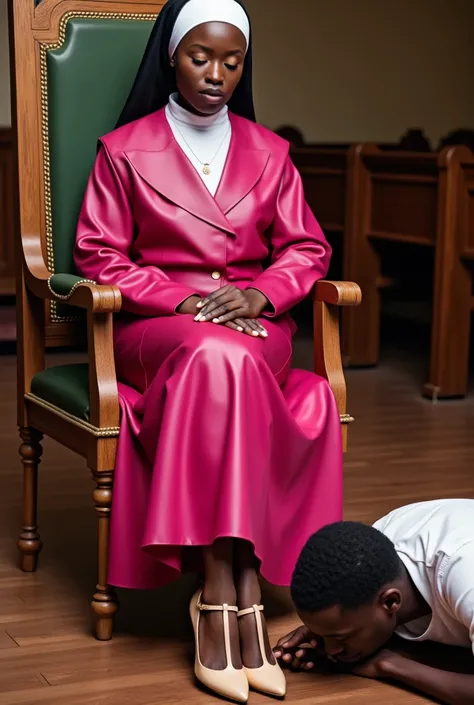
[173,21,247,115]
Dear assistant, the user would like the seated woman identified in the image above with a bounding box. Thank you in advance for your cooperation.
[74,0,343,702]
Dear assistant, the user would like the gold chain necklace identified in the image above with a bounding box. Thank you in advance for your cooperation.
[169,118,231,176]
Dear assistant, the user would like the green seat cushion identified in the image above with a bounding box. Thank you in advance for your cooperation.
[31,364,90,421]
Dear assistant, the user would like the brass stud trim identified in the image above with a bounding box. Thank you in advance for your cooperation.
[47,275,96,301]
[25,393,120,437]
[340,413,355,424]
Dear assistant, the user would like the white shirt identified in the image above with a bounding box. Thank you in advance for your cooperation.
[373,499,474,654]
[165,93,231,197]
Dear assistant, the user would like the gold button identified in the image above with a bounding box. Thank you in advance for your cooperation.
[211,271,221,280]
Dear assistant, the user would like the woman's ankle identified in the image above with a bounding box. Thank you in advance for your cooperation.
[202,578,237,605]
[236,568,261,606]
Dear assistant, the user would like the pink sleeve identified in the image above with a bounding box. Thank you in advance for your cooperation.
[249,155,331,317]
[74,144,199,317]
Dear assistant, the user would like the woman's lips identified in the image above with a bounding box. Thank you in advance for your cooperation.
[200,90,225,104]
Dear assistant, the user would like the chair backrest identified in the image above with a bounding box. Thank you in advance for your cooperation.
[10,0,163,344]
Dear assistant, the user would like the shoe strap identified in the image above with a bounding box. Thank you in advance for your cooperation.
[197,599,238,613]
[197,596,237,668]
[196,595,238,669]
[237,604,269,666]
[237,604,264,618]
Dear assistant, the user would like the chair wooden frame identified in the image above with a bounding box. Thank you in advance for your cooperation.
[9,0,361,641]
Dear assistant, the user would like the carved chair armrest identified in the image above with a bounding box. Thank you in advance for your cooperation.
[48,273,122,313]
[315,280,362,307]
[26,271,122,313]
[313,281,361,451]
[86,300,120,431]
[21,238,121,429]
[21,236,121,313]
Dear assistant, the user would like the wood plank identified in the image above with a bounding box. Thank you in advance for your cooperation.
[0,630,19,650]
[0,343,473,703]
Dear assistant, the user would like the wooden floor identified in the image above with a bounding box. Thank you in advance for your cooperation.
[0,339,473,704]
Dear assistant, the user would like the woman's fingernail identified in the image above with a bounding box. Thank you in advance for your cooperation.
[196,301,204,308]
[252,330,259,336]
[194,314,201,321]
[296,650,304,658]
[283,643,289,648]
[261,331,268,337]
[212,318,219,323]
[237,326,244,332]
[306,663,314,670]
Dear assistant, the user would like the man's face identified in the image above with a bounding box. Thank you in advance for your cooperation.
[298,593,400,663]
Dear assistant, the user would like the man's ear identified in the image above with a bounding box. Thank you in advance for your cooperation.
[379,588,402,616]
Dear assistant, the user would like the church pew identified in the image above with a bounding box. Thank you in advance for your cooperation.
[289,145,407,345]
[342,144,474,399]
[289,129,432,281]
[290,147,349,269]
[278,125,431,152]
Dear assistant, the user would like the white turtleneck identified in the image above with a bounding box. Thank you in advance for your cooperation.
[165,93,232,197]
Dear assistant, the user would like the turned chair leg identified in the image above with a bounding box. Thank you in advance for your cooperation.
[18,427,43,572]
[91,471,118,641]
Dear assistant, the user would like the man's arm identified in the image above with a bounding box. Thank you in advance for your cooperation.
[362,542,474,704]
[379,653,474,705]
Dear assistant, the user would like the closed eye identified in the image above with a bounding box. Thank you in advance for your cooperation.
[225,63,239,71]
[192,58,206,66]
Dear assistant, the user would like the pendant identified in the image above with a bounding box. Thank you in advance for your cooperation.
[202,164,211,176]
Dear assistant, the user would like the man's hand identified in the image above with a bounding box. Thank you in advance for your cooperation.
[273,625,322,670]
[195,286,269,337]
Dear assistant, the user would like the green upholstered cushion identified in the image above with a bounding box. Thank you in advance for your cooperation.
[31,364,90,421]
[46,17,154,316]
[49,273,94,297]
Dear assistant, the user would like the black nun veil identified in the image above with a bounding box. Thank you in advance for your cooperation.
[116,0,256,128]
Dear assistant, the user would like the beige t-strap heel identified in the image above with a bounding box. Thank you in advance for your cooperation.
[238,604,286,698]
[190,590,249,703]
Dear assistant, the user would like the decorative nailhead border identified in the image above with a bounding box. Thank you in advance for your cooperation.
[47,275,96,300]
[26,393,120,437]
[26,391,352,434]
[340,413,355,424]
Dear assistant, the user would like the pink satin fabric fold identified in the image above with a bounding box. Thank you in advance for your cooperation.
[109,316,343,589]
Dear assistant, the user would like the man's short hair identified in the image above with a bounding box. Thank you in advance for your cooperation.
[291,521,403,613]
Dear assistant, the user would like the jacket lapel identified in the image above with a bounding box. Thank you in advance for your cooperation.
[126,148,235,235]
[125,110,270,234]
[215,114,270,214]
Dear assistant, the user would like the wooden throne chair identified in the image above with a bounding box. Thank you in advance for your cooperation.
[9,0,361,641]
